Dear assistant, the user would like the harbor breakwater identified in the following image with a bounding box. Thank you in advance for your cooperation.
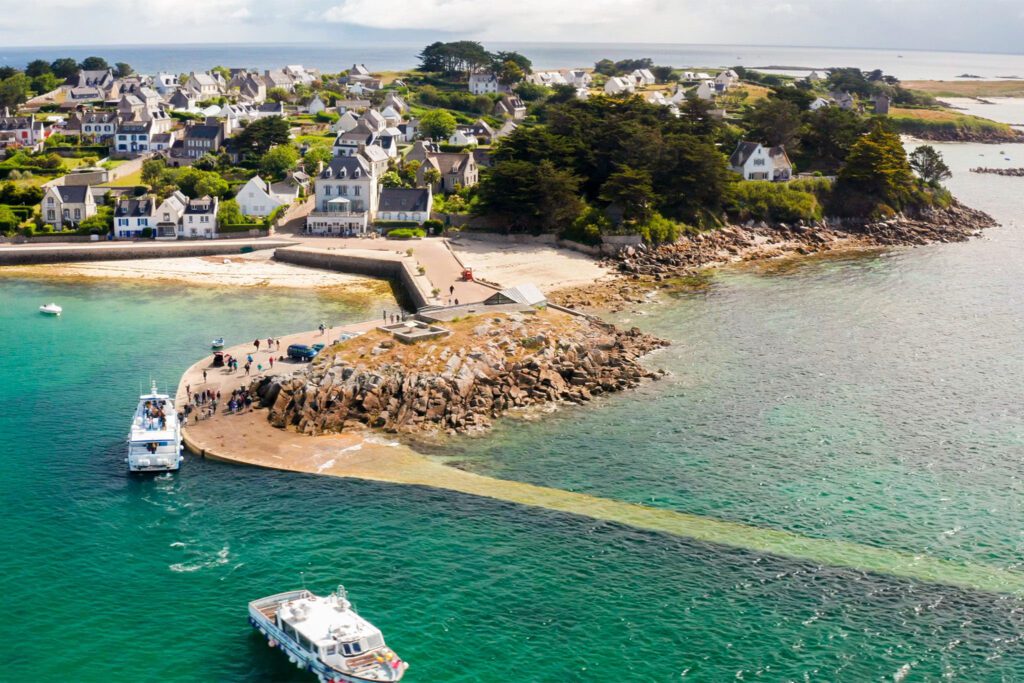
[0,239,296,265]
[273,245,435,310]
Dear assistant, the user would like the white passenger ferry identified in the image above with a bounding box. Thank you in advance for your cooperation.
[126,382,183,473]
[249,586,408,682]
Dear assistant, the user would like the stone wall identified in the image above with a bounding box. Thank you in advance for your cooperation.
[273,246,432,310]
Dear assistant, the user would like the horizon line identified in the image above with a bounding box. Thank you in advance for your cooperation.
[1,40,1023,60]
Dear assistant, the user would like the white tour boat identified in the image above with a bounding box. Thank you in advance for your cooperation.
[39,303,62,316]
[249,586,407,683]
[126,381,183,473]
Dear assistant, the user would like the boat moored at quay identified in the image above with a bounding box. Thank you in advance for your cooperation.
[126,381,183,473]
[249,586,407,682]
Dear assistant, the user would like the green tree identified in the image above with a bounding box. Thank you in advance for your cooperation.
[267,87,291,103]
[834,123,916,213]
[31,73,61,95]
[744,98,803,150]
[217,198,246,224]
[799,107,867,172]
[594,59,617,76]
[114,62,133,78]
[235,116,291,156]
[0,73,32,108]
[0,205,19,232]
[423,167,441,187]
[141,159,167,187]
[194,173,229,198]
[651,66,676,83]
[908,145,952,185]
[599,166,656,223]
[476,159,584,233]
[302,145,333,174]
[259,145,299,178]
[419,109,458,140]
[380,171,403,188]
[25,59,51,77]
[49,58,79,79]
[79,56,109,71]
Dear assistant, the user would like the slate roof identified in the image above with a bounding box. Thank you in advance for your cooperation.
[320,155,371,179]
[55,186,90,203]
[378,187,430,213]
[114,197,154,217]
[729,141,761,168]
[185,124,221,140]
[185,196,216,214]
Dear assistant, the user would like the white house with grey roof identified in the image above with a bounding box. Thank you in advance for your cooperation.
[236,175,301,217]
[113,196,156,238]
[307,154,380,235]
[376,187,432,224]
[41,185,97,228]
[179,196,219,238]
[729,141,793,181]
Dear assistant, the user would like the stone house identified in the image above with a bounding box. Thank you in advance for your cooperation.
[728,141,793,181]
[41,185,97,228]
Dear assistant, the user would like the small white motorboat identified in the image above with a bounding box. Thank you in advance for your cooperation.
[249,585,407,682]
[39,303,62,316]
[211,337,225,350]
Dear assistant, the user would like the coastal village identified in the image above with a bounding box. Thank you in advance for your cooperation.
[2,36,1024,683]
[0,45,1017,244]
[0,43,1007,447]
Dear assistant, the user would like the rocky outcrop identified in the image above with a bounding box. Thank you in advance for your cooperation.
[553,202,996,311]
[246,322,668,436]
[971,167,1024,176]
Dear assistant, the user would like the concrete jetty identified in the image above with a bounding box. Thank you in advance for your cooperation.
[0,239,297,265]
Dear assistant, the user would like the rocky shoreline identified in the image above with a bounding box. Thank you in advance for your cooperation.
[553,203,996,312]
[900,127,1023,143]
[971,167,1024,176]
[245,314,668,436]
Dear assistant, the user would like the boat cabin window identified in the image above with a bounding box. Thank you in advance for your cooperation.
[324,644,337,656]
[283,622,297,640]
[340,641,363,656]
[297,633,314,652]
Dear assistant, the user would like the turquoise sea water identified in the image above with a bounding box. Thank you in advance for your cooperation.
[3,139,1024,680]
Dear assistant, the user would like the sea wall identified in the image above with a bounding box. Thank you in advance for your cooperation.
[273,246,432,310]
[0,240,296,265]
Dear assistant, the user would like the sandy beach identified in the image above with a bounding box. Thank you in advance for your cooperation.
[448,239,614,292]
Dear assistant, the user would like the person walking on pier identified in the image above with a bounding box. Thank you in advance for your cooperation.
[202,370,207,383]
[253,339,260,352]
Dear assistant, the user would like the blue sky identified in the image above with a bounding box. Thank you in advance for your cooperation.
[3,0,1023,54]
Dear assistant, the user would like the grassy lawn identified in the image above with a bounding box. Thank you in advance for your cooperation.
[98,168,145,187]
[295,134,334,146]
[903,80,1024,98]
[888,106,1020,139]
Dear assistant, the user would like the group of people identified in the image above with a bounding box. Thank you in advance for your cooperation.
[141,399,168,431]
[382,310,408,325]
[254,338,281,352]
[182,385,254,422]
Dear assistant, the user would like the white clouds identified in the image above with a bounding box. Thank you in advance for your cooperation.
[322,0,654,37]
[0,0,1021,54]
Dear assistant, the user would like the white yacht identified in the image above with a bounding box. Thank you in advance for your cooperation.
[249,586,407,683]
[126,382,183,473]
[39,303,62,316]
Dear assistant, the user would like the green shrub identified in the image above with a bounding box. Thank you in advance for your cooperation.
[726,182,823,223]
[636,213,684,244]
[386,228,426,239]
[314,111,340,123]
[140,227,153,238]
[423,218,444,235]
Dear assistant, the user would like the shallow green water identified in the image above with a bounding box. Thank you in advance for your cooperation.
[3,140,1024,681]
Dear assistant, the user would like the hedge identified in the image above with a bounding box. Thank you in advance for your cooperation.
[386,228,425,239]
[2,205,34,219]
[46,146,110,157]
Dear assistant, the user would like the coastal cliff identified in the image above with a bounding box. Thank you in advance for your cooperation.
[245,312,668,436]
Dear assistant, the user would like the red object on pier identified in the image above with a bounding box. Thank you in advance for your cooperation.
[461,268,474,281]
